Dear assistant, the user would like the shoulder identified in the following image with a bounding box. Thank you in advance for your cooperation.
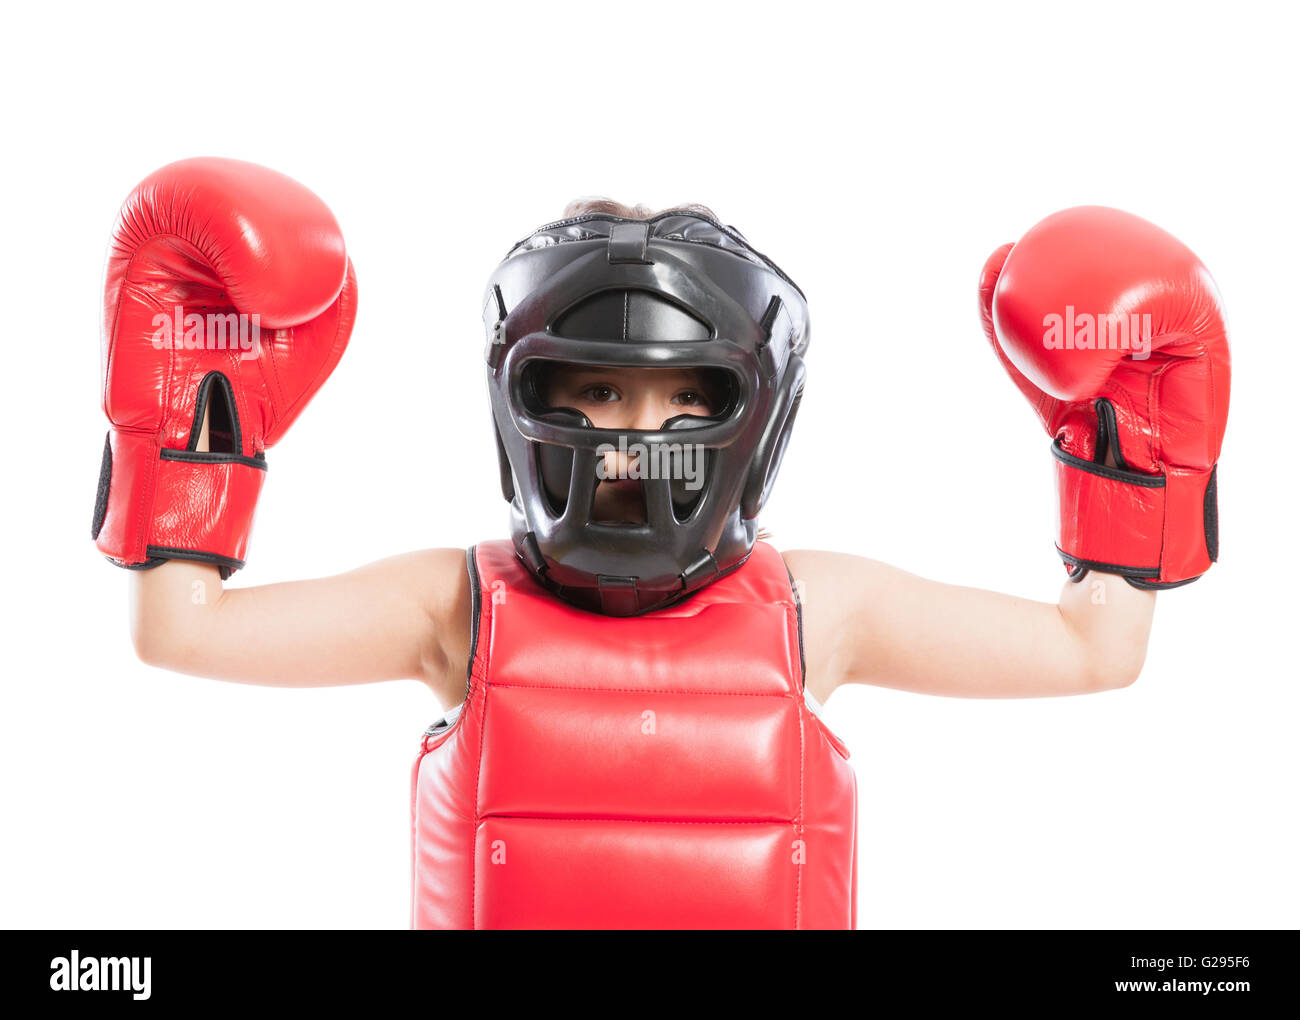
[403,548,474,708]
[780,547,890,701]
[781,547,884,590]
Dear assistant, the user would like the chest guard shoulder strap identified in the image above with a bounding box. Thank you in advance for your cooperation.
[411,539,858,929]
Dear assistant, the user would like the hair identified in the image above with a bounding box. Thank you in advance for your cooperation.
[561,196,721,222]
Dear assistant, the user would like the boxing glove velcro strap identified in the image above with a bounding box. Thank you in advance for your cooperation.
[1052,441,1217,587]
[94,430,266,573]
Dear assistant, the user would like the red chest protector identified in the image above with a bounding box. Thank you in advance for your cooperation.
[410,539,858,929]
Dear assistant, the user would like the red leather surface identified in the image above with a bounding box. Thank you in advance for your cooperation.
[980,207,1230,583]
[411,540,858,929]
[95,431,265,564]
[1055,457,1165,572]
[97,158,356,569]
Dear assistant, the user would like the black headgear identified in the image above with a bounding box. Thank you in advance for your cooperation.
[483,211,809,616]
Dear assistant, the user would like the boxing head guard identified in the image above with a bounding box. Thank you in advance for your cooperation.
[483,211,809,616]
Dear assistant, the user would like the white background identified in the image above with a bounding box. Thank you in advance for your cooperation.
[1,0,1295,929]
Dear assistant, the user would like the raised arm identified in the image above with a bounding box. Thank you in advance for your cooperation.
[787,549,1153,700]
[93,159,470,707]
[793,206,1227,703]
[129,547,471,703]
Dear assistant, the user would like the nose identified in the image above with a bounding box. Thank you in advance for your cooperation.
[626,392,672,432]
[598,395,672,479]
[594,395,671,433]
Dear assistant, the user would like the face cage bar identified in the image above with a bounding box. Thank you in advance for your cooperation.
[529,420,722,529]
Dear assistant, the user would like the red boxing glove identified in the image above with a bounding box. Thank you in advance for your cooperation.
[979,206,1230,588]
[92,158,357,577]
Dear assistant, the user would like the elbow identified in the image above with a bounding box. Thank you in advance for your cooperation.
[129,619,171,670]
[1098,664,1142,692]
[1083,645,1147,692]
[129,615,195,673]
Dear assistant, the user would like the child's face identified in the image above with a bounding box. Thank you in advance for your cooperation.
[542,363,719,523]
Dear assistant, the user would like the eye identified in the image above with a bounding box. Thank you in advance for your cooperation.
[672,390,711,411]
[580,384,620,403]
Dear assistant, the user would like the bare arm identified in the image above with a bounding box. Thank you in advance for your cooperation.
[125,402,472,706]
[129,548,471,704]
[785,549,1154,702]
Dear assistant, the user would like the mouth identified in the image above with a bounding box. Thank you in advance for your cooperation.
[592,477,647,524]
